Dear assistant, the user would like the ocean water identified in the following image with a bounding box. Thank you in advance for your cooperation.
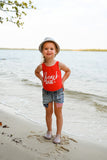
[0,49,107,147]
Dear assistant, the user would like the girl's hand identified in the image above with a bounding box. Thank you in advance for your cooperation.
[41,80,43,86]
[62,82,64,91]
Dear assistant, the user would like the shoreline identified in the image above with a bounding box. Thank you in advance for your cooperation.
[0,105,107,160]
[0,48,107,52]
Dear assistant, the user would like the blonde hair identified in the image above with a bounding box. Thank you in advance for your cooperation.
[41,55,46,63]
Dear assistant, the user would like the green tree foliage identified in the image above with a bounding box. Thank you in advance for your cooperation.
[0,0,36,27]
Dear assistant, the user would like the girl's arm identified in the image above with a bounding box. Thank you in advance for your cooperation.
[59,62,71,89]
[35,64,43,83]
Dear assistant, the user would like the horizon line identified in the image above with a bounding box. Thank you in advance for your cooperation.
[0,48,107,52]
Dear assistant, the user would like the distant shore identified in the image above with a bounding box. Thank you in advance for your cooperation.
[62,49,107,52]
[0,48,107,52]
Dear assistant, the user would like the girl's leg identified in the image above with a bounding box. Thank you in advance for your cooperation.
[45,102,53,132]
[54,102,63,135]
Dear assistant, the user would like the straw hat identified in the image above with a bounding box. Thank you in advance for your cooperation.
[39,37,60,54]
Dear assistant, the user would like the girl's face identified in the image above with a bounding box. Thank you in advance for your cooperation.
[42,42,57,60]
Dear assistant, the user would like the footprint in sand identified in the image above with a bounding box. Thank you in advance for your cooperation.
[56,145,70,153]
[27,134,44,143]
[12,138,22,144]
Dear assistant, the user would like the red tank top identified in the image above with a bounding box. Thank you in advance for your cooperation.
[42,61,62,91]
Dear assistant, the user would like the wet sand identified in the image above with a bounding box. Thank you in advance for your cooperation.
[0,104,107,160]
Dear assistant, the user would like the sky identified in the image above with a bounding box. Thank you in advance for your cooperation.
[0,0,107,49]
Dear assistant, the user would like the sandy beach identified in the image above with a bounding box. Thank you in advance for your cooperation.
[0,104,106,160]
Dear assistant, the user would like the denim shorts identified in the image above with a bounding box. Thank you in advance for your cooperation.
[42,88,64,107]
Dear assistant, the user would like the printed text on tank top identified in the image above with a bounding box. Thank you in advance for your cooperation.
[42,61,62,91]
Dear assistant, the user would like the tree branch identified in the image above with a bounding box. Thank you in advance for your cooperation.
[0,0,36,27]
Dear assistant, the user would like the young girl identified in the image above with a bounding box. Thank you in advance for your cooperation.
[35,37,71,144]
